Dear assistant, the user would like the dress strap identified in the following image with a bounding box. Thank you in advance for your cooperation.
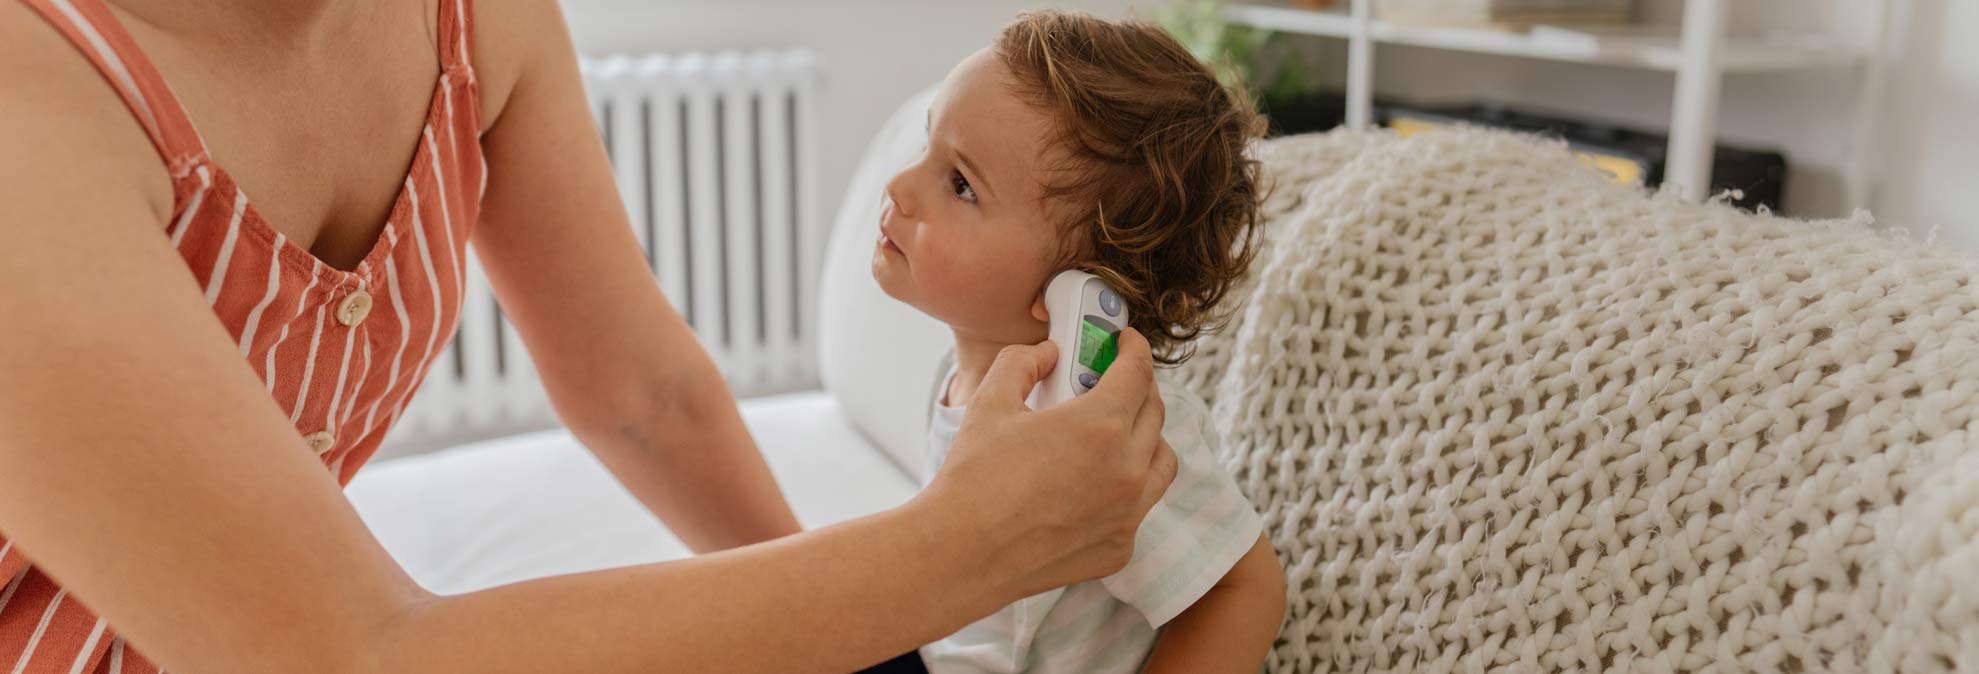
[438,0,475,74]
[18,0,212,179]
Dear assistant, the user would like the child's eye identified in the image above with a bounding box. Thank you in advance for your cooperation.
[951,171,977,204]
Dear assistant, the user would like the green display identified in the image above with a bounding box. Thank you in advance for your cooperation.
[1078,317,1120,374]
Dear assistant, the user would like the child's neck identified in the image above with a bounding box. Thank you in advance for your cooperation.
[944,331,1021,409]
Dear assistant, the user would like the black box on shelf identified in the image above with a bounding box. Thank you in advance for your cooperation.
[1258,91,1788,212]
[1378,102,1788,212]
[1259,90,1350,138]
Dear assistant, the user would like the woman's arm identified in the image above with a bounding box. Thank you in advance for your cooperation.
[1140,534,1286,674]
[0,149,1173,674]
[468,0,799,552]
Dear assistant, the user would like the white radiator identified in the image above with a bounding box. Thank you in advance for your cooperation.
[382,51,826,454]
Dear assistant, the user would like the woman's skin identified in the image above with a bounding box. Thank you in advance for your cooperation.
[0,0,1178,672]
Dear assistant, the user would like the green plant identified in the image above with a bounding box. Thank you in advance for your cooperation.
[1152,0,1315,103]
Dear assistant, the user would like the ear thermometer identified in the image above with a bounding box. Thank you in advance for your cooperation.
[1029,270,1129,410]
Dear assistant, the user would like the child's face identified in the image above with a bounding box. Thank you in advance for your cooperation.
[873,47,1066,346]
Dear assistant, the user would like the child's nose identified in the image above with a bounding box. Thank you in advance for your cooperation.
[883,168,918,220]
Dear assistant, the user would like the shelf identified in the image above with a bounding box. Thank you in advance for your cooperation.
[1228,2,1360,38]
[1225,2,1862,74]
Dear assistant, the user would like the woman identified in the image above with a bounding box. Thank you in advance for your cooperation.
[0,0,1178,671]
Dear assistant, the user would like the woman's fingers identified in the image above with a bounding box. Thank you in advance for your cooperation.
[1099,329,1164,469]
[1050,328,1170,538]
[971,341,1060,415]
[1141,439,1180,510]
[1084,328,1157,411]
[1069,328,1161,463]
[1128,380,1173,513]
[1127,367,1166,459]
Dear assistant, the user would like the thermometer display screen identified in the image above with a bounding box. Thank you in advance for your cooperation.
[1078,317,1119,374]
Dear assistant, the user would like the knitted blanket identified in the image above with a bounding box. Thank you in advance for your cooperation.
[1177,129,1979,673]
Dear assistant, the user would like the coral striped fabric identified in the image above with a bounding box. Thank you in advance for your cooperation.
[4,0,484,671]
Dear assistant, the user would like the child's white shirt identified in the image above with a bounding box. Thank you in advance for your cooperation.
[917,355,1265,674]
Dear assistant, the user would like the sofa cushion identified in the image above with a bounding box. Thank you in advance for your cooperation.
[817,86,949,480]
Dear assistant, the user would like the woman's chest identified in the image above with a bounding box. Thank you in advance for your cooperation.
[116,0,448,271]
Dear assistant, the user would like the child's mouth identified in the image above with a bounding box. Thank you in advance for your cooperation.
[878,231,904,257]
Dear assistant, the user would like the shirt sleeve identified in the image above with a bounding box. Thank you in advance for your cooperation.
[1099,387,1266,628]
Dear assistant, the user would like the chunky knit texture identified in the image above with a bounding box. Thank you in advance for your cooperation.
[1175,128,1979,674]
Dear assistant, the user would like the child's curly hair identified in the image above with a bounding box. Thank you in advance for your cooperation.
[996,10,1265,366]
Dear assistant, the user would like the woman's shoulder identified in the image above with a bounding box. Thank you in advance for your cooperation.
[0,1,173,225]
[466,0,584,135]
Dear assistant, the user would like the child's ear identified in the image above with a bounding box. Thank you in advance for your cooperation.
[1030,291,1050,323]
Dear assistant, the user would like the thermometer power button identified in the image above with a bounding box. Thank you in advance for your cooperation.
[1098,289,1122,317]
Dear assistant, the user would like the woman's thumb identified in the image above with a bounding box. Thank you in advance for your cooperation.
[971,341,1059,413]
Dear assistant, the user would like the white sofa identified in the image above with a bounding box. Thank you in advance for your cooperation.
[351,88,1979,673]
[346,392,914,594]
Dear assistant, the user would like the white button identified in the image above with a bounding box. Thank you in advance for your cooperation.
[336,290,373,327]
[303,431,336,455]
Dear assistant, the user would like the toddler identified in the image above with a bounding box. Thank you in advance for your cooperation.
[865,10,1284,674]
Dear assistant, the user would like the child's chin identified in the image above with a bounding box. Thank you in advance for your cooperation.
[870,261,909,301]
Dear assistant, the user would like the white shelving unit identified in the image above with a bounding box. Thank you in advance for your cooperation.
[1228,0,1888,206]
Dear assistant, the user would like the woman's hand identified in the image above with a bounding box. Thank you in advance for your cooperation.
[917,328,1178,599]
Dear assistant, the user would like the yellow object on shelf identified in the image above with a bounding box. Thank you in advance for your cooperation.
[1387,116,1645,185]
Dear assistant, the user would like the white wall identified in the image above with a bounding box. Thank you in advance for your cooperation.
[559,0,1976,249]
[561,0,1143,234]
[1873,0,1976,248]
